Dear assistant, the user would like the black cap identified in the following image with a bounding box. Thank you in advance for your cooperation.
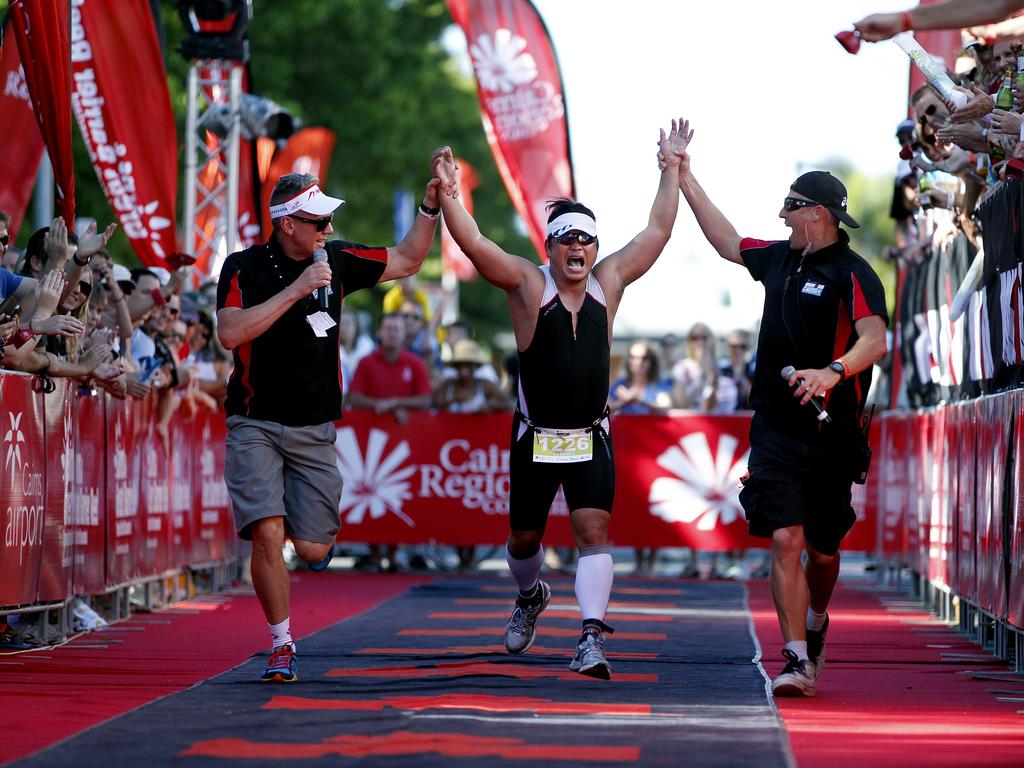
[790,171,860,229]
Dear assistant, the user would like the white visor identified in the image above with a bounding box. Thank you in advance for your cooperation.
[547,212,597,239]
[269,184,345,219]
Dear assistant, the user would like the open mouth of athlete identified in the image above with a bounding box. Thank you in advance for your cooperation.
[567,256,585,269]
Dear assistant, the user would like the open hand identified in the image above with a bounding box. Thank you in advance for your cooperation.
[77,221,118,260]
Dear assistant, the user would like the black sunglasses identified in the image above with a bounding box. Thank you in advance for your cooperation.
[77,280,92,297]
[290,213,333,232]
[783,197,820,213]
[0,234,8,247]
[553,231,597,246]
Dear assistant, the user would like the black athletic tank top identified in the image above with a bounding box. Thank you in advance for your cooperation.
[516,266,610,429]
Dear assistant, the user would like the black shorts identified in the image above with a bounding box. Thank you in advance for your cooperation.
[508,415,615,532]
[738,412,856,556]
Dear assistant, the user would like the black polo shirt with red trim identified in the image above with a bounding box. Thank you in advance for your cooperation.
[740,230,888,441]
[217,235,387,426]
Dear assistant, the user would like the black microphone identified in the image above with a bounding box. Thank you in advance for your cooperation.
[780,365,831,424]
[313,248,329,311]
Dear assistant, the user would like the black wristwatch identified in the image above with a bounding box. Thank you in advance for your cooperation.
[828,361,847,380]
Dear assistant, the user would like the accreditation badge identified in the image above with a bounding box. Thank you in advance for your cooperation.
[531,427,594,464]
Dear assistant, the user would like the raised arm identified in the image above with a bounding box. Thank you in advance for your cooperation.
[673,124,744,265]
[433,146,536,292]
[597,119,691,294]
[380,154,443,283]
[853,0,1024,42]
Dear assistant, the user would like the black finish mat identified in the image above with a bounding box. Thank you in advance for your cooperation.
[23,577,792,767]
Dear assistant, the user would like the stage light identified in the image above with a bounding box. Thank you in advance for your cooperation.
[177,0,252,61]
[205,94,297,141]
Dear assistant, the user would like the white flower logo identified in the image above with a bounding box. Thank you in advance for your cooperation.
[335,427,416,526]
[3,411,25,476]
[648,432,749,531]
[469,29,538,94]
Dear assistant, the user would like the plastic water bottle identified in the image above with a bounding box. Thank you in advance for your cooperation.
[892,33,969,109]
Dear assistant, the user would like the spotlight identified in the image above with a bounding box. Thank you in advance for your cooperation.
[205,94,297,141]
[177,0,253,61]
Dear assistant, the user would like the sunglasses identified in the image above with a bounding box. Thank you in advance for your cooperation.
[402,312,423,321]
[689,335,709,341]
[553,231,597,246]
[783,197,819,213]
[76,280,92,297]
[0,234,8,247]
[290,213,333,232]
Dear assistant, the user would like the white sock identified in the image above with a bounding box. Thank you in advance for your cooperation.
[269,617,293,650]
[506,542,544,596]
[575,548,614,622]
[807,608,827,632]
[783,640,809,661]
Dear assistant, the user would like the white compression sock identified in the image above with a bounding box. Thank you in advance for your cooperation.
[575,547,614,621]
[807,608,827,632]
[506,542,544,595]
[269,617,293,650]
[783,640,809,661]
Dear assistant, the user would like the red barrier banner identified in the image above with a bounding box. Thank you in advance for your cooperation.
[927,406,951,589]
[988,394,1011,620]
[169,414,194,570]
[0,373,46,605]
[445,0,574,261]
[1009,393,1024,629]
[260,127,337,238]
[139,400,172,577]
[105,395,145,586]
[975,397,997,614]
[0,35,45,241]
[71,389,107,596]
[37,380,72,602]
[954,401,977,603]
[10,0,75,226]
[333,411,879,549]
[879,412,909,561]
[191,410,233,563]
[70,0,178,267]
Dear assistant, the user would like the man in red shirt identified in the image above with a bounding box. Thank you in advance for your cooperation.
[348,312,432,425]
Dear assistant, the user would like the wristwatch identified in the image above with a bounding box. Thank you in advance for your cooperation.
[828,360,847,380]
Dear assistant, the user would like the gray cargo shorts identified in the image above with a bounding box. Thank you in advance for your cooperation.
[224,415,343,543]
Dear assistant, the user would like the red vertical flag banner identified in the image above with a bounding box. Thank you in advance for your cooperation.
[445,0,574,261]
[69,0,177,268]
[260,127,337,237]
[10,0,75,227]
[0,34,45,241]
[441,158,480,281]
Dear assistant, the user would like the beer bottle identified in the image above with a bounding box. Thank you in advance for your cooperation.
[1016,47,1024,87]
[918,170,933,210]
[996,66,1014,110]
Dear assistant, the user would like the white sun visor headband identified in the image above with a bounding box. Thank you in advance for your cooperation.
[547,212,597,238]
[268,185,345,219]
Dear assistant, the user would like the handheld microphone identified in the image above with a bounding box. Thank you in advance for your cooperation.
[313,248,329,311]
[781,365,831,424]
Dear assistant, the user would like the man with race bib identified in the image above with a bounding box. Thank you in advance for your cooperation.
[431,119,690,678]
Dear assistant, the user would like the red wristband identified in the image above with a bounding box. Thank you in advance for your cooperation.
[838,358,852,380]
[11,328,37,349]
[149,288,166,307]
[900,10,913,32]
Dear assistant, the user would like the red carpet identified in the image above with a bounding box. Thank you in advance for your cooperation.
[0,572,426,765]
[748,577,1024,767]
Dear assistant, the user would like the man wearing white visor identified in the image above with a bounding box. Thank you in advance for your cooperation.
[432,119,692,679]
[217,163,442,683]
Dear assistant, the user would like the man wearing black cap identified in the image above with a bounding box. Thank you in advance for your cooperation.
[670,138,888,697]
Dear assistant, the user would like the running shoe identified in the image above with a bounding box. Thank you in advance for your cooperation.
[503,580,551,654]
[569,629,612,680]
[771,649,816,697]
[308,546,334,572]
[261,643,298,682]
[806,613,829,680]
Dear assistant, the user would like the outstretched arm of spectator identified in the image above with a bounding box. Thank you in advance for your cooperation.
[379,156,443,283]
[854,0,1024,43]
[598,118,690,295]
[671,124,744,265]
[969,14,1024,43]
